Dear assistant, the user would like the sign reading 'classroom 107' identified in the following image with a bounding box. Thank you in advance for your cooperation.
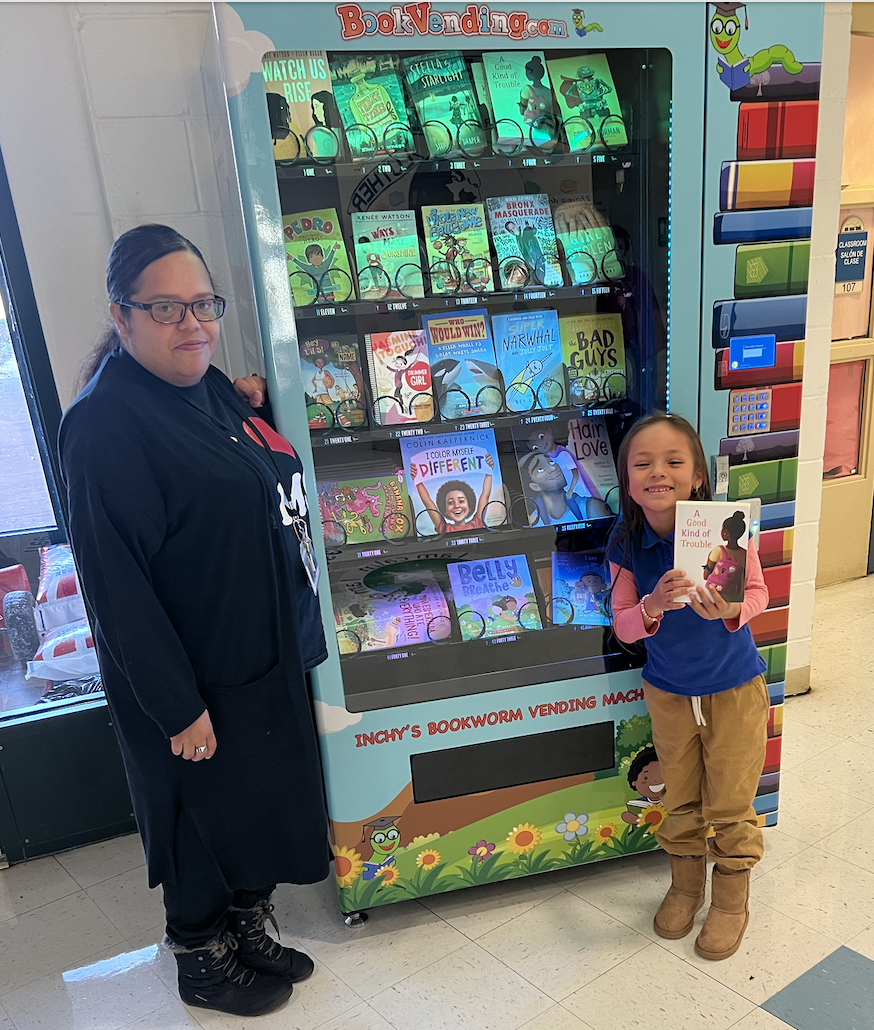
[336,3,569,41]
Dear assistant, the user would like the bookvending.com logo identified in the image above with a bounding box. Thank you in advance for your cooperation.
[336,3,569,41]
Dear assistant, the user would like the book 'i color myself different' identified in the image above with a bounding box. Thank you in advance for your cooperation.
[329,53,412,160]
[351,210,424,300]
[559,312,627,406]
[298,333,367,429]
[674,501,752,605]
[332,572,451,653]
[364,328,434,426]
[547,53,628,152]
[402,51,487,158]
[447,555,543,640]
[482,51,557,151]
[491,309,564,411]
[262,51,340,162]
[283,208,356,306]
[486,194,562,289]
[550,552,611,626]
[422,203,493,296]
[400,429,504,538]
[421,310,502,419]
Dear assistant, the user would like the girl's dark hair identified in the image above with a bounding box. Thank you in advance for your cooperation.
[436,479,476,517]
[722,510,747,547]
[76,224,211,395]
[627,744,658,788]
[609,412,711,568]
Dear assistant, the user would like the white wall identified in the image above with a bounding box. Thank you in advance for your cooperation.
[787,2,853,684]
[0,2,256,408]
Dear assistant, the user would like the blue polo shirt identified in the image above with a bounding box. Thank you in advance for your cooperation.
[608,522,766,697]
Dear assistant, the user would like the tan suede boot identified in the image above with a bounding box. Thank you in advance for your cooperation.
[653,856,706,939]
[695,866,750,960]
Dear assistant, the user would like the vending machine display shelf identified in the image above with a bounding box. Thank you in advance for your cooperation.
[275,149,636,182]
[309,402,635,450]
[293,280,630,321]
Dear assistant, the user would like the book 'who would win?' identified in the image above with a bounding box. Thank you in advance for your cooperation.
[364,328,435,426]
[422,310,502,419]
[447,555,543,641]
[333,572,450,654]
[673,501,752,605]
[400,429,504,538]
[486,194,562,289]
[512,416,618,527]
[351,210,424,300]
[491,309,563,411]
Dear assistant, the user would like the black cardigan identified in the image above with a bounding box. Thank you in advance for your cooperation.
[59,349,329,889]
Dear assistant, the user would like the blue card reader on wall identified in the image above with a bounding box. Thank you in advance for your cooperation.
[728,334,777,371]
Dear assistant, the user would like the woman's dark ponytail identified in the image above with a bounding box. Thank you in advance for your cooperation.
[76,224,212,396]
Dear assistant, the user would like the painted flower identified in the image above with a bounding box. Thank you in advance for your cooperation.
[468,839,496,862]
[555,812,589,842]
[594,822,618,843]
[377,864,401,886]
[506,823,542,854]
[416,848,441,869]
[333,845,363,887]
[636,802,667,835]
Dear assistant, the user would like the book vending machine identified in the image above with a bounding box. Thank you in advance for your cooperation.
[208,2,825,918]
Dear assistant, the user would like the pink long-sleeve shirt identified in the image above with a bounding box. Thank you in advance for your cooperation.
[609,540,769,644]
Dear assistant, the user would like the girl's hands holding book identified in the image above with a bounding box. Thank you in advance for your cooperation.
[687,586,741,622]
[647,569,695,617]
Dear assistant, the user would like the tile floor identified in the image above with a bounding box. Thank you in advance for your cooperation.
[1,577,873,1030]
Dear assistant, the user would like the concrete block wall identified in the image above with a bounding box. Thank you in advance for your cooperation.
[0,2,257,407]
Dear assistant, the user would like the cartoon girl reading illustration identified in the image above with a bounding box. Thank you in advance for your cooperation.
[411,454,495,533]
[704,509,748,604]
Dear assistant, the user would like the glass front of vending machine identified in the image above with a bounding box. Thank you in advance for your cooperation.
[211,1,707,917]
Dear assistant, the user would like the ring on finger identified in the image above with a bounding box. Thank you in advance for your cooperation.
[195,745,207,754]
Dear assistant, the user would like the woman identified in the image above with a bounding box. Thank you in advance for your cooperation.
[59,225,329,1018]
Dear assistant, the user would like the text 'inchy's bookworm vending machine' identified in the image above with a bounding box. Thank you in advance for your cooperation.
[210,2,824,918]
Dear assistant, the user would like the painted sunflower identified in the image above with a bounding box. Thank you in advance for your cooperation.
[636,802,667,835]
[333,844,363,887]
[378,864,401,886]
[416,848,441,869]
[594,822,618,843]
[506,823,542,854]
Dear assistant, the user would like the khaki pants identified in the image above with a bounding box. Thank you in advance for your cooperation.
[643,675,770,872]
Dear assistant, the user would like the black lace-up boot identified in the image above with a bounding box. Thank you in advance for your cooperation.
[167,931,293,1016]
[227,899,315,983]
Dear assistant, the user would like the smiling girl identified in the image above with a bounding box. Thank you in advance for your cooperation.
[607,413,770,961]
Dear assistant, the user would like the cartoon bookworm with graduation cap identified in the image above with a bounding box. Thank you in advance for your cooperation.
[360,816,402,880]
[709,2,802,92]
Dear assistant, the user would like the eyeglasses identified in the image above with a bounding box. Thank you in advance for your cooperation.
[120,296,226,324]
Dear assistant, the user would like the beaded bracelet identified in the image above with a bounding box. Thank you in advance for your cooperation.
[640,594,662,624]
